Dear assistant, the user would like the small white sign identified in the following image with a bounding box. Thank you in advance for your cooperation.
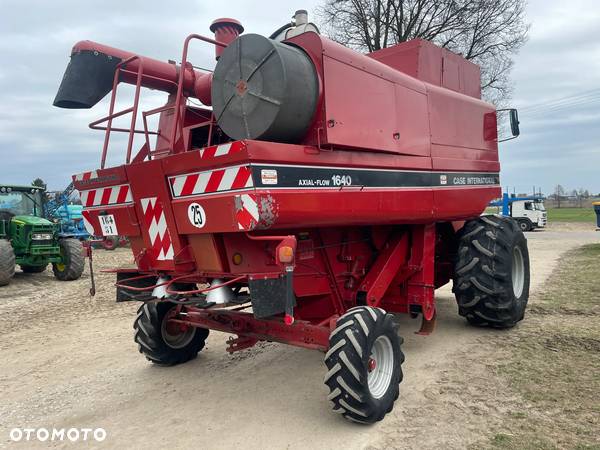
[261,169,278,185]
[99,214,118,236]
[440,175,448,185]
[188,203,207,228]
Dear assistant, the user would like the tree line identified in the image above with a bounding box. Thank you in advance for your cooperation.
[551,185,597,208]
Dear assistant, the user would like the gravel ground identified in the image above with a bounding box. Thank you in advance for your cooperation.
[0,224,598,449]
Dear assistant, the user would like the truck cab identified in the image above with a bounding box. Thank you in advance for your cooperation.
[510,199,547,231]
[489,193,547,232]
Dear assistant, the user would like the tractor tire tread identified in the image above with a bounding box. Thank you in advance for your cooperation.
[52,238,85,281]
[0,240,16,286]
[133,302,209,366]
[454,215,530,328]
[325,307,404,424]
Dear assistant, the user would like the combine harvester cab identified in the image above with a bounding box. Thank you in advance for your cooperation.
[56,10,528,423]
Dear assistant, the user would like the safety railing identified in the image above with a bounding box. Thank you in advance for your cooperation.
[168,34,226,156]
[89,34,227,169]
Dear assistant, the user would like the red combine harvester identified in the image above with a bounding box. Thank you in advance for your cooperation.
[54,10,529,423]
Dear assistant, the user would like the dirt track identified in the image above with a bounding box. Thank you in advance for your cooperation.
[1,224,598,449]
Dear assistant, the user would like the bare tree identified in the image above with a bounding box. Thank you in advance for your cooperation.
[554,184,565,208]
[316,0,529,105]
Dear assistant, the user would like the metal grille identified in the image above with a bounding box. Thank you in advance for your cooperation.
[31,240,54,247]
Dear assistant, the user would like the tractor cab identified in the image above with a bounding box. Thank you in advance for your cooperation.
[0,185,45,220]
[0,185,53,243]
[0,185,85,286]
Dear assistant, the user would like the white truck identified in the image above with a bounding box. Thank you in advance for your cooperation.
[489,194,547,232]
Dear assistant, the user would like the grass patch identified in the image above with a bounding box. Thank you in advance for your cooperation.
[546,207,597,223]
[485,207,501,215]
[536,243,600,313]
[490,433,558,450]
[487,244,600,449]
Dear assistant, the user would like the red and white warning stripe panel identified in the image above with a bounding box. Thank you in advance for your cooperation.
[80,184,133,208]
[81,210,96,234]
[170,165,253,198]
[235,193,259,230]
[198,141,245,159]
[72,170,99,182]
[140,197,174,261]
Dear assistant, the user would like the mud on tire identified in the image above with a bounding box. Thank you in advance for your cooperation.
[0,239,16,286]
[453,215,530,328]
[324,306,404,424]
[52,238,85,281]
[134,302,209,366]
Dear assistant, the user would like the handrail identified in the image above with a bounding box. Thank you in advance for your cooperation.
[90,55,144,168]
[141,104,174,154]
[89,34,227,167]
[170,34,227,154]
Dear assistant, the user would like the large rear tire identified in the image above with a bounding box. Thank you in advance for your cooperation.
[0,239,16,286]
[453,215,530,328]
[134,302,209,366]
[52,238,85,281]
[324,306,404,424]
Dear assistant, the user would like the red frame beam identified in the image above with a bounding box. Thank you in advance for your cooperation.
[171,308,332,351]
[358,232,409,307]
[407,224,436,320]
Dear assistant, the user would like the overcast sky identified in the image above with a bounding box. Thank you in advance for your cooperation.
[1,0,598,195]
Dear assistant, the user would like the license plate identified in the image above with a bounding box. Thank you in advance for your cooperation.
[99,214,118,236]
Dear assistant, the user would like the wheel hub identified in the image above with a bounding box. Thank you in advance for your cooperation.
[236,79,248,96]
[367,335,394,399]
[368,357,377,372]
[161,310,196,349]
[512,246,525,298]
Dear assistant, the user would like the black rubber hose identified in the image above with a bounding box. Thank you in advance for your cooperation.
[269,22,293,40]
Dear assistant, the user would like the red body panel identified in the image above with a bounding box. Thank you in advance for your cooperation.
[368,38,482,99]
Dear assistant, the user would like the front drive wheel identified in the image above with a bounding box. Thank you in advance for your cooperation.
[52,238,85,281]
[324,306,404,424]
[134,302,209,366]
[454,215,530,328]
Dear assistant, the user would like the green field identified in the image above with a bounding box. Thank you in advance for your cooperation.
[483,206,598,224]
[546,207,597,223]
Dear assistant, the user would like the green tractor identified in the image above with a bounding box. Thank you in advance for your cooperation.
[0,185,85,286]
